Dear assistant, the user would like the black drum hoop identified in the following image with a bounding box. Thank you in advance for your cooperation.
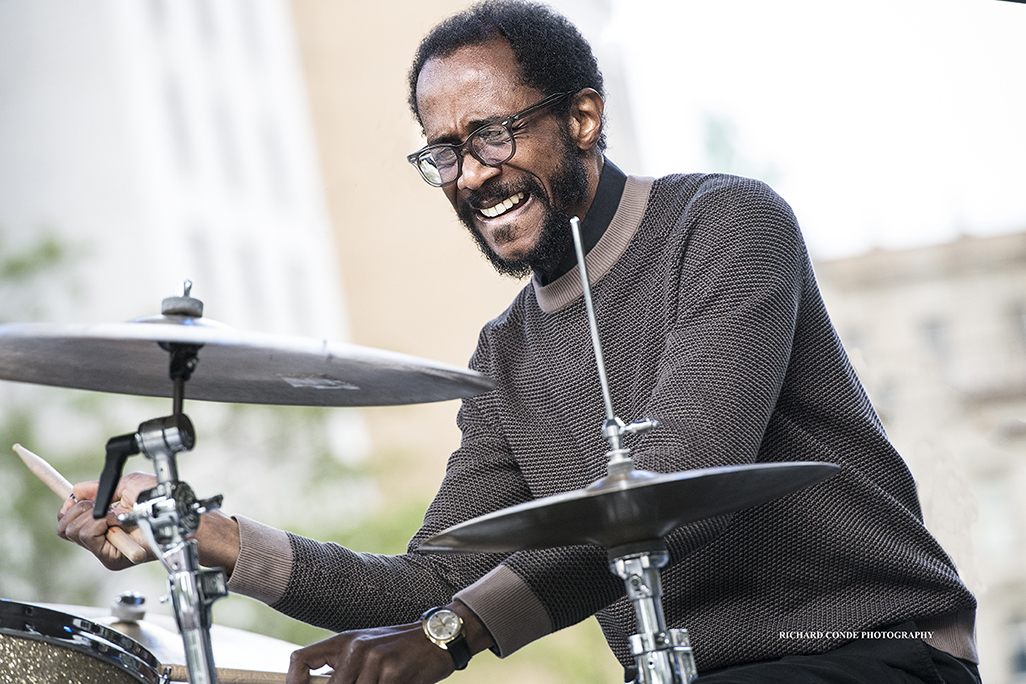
[0,599,163,683]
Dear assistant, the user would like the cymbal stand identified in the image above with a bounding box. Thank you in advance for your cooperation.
[92,284,227,684]
[570,219,697,684]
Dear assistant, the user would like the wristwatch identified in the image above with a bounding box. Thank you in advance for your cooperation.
[420,606,472,670]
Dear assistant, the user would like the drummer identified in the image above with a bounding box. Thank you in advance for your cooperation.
[59,2,981,683]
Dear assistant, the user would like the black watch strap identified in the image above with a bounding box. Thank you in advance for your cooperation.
[447,633,472,671]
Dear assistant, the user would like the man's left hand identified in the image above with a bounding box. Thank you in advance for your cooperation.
[287,622,454,684]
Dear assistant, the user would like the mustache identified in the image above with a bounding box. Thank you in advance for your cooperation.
[458,176,548,219]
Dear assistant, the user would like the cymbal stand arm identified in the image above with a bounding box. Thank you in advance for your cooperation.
[570,218,658,475]
[570,217,616,429]
[609,543,697,684]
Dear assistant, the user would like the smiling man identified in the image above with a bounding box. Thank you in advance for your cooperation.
[411,36,602,280]
[57,2,982,684]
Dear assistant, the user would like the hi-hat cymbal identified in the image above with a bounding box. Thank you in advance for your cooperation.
[422,461,839,553]
[0,316,493,406]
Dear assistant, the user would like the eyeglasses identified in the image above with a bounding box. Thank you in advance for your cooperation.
[407,91,573,187]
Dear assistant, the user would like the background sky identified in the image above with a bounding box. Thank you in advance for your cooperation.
[560,0,1026,260]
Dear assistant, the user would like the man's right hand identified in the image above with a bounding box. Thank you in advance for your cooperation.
[56,471,242,574]
[57,471,158,570]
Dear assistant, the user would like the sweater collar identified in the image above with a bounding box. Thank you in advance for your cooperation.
[536,159,627,286]
[533,172,655,313]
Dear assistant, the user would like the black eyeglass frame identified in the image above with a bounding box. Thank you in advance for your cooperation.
[407,91,574,187]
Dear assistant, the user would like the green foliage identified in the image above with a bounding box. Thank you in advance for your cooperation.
[452,617,623,684]
[0,232,68,281]
[0,227,89,601]
[0,225,88,326]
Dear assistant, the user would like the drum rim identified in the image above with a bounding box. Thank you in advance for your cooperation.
[0,599,163,684]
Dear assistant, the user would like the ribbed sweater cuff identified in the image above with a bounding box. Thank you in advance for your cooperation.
[454,564,552,657]
[919,609,978,663]
[225,516,293,606]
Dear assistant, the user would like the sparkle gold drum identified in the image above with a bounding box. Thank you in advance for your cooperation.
[0,600,163,684]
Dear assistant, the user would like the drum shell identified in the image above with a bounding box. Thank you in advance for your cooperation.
[0,599,162,684]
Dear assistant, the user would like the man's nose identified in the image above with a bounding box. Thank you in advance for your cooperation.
[457,155,501,191]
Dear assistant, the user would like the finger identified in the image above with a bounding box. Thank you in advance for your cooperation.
[57,500,93,540]
[61,501,110,549]
[62,474,158,520]
[58,482,99,518]
[58,492,78,517]
[58,500,137,570]
[114,472,160,509]
[71,480,100,502]
[288,642,335,684]
[98,506,150,564]
[353,653,386,684]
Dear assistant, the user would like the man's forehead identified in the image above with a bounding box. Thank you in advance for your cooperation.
[415,40,533,135]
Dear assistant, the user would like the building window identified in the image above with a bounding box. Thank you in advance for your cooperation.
[261,121,289,204]
[1011,619,1026,683]
[921,317,949,357]
[192,0,216,47]
[1012,302,1026,349]
[213,99,242,189]
[164,74,192,173]
[147,0,168,32]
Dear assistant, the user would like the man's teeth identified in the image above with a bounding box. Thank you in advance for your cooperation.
[480,192,525,219]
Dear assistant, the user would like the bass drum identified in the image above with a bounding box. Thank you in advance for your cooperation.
[0,599,163,684]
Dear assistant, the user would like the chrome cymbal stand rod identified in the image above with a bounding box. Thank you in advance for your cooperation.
[127,409,225,684]
[112,285,225,684]
[571,219,692,683]
[609,542,697,684]
[569,218,658,476]
[569,217,616,428]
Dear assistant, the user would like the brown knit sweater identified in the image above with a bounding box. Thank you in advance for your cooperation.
[228,173,977,674]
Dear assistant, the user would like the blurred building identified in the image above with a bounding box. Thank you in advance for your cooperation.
[0,0,370,624]
[816,231,1026,684]
[0,0,350,337]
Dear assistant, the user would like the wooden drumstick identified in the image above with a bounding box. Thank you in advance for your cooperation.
[13,443,148,564]
[166,664,331,683]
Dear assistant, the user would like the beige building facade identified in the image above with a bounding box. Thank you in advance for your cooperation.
[288,1,524,494]
[817,231,1026,684]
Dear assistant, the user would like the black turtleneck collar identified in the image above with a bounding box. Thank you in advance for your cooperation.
[537,159,627,285]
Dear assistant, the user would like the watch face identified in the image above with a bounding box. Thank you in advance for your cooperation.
[426,610,462,641]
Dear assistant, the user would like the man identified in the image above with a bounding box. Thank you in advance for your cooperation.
[58,2,981,683]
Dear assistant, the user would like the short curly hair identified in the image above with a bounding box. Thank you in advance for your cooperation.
[408,0,606,150]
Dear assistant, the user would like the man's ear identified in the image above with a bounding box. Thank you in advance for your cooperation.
[568,88,604,151]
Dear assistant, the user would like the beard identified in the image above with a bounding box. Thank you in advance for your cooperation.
[456,129,589,279]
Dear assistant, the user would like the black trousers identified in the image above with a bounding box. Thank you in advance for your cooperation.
[691,631,981,684]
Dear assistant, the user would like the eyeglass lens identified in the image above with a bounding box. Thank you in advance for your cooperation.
[417,124,514,186]
[410,91,572,186]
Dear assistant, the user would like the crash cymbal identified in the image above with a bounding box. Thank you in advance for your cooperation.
[422,461,839,553]
[0,316,493,406]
